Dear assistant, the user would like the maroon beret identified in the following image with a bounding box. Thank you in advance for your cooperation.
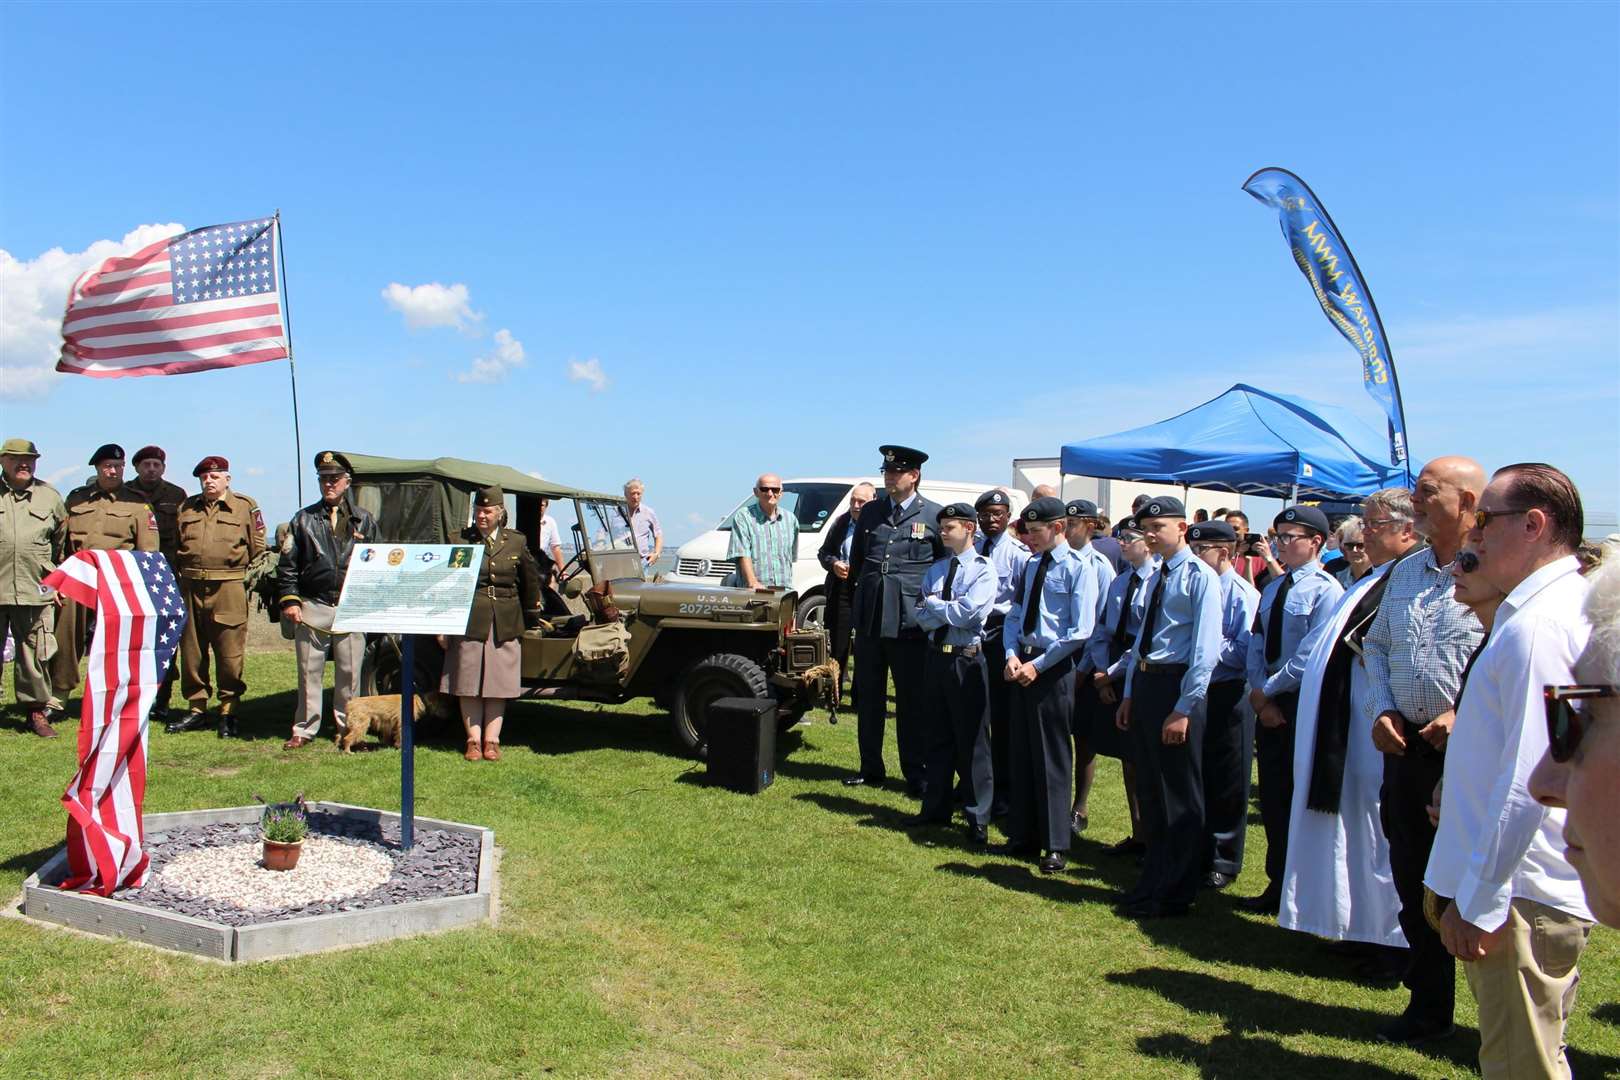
[192,455,230,477]
[132,445,165,464]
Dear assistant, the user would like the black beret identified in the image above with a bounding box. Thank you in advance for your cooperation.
[314,450,353,476]
[878,444,928,471]
[1187,521,1237,543]
[1064,498,1101,519]
[474,485,504,508]
[1275,505,1331,536]
[88,443,125,466]
[938,502,977,523]
[974,489,1010,510]
[1137,495,1186,521]
[1021,496,1067,524]
[132,445,165,464]
[192,455,229,476]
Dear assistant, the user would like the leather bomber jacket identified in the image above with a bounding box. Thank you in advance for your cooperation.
[276,494,380,607]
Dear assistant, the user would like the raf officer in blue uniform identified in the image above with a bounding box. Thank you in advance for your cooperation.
[1115,496,1224,918]
[908,503,998,842]
[996,496,1102,873]
[844,445,945,794]
[1240,504,1344,913]
[1064,498,1117,838]
[976,488,1029,817]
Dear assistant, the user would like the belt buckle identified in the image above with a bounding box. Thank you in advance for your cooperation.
[940,643,955,655]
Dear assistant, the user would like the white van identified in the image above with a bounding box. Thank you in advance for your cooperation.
[665,477,1027,629]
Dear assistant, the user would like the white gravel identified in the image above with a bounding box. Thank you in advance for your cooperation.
[157,836,395,911]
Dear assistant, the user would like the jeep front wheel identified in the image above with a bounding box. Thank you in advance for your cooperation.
[671,653,770,758]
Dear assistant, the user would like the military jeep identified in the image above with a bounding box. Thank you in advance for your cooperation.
[341,453,834,755]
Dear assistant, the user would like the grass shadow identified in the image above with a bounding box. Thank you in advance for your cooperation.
[936,858,1122,908]
[1593,1002,1620,1028]
[1136,1031,1418,1080]
[0,841,60,875]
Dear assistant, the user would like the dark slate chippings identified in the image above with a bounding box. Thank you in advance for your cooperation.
[112,812,480,927]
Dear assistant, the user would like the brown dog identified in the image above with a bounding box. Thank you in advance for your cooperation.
[337,692,455,752]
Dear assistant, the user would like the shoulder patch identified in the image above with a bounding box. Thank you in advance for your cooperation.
[252,509,265,534]
[146,509,158,531]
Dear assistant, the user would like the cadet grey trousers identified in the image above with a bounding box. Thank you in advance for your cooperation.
[289,600,364,739]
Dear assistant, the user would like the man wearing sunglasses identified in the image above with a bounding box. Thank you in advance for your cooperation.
[727,473,799,590]
[1425,463,1594,1080]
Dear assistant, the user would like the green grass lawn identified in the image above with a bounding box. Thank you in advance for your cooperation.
[2,651,1616,1079]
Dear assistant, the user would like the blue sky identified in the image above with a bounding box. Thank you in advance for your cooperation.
[3,2,1616,543]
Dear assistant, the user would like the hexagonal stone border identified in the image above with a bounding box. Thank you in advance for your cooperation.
[21,802,494,963]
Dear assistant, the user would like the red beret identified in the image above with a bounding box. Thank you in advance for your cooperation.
[192,455,230,477]
[132,445,165,464]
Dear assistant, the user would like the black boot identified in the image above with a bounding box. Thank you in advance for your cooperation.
[166,709,212,733]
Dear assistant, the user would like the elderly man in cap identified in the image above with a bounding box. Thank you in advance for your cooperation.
[976,488,1029,817]
[844,445,945,794]
[999,496,1101,874]
[277,451,380,749]
[165,456,266,737]
[1115,496,1224,916]
[50,444,160,714]
[1064,498,1117,838]
[0,438,67,737]
[1242,504,1344,913]
[124,445,188,722]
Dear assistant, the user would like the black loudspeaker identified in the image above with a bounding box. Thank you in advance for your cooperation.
[706,697,777,794]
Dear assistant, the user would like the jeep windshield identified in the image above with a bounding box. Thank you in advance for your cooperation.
[716,482,848,534]
[583,498,644,552]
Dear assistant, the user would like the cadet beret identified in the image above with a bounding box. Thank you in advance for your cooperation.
[1137,495,1186,520]
[88,443,125,466]
[1116,516,1141,536]
[314,450,353,476]
[974,489,1010,510]
[938,502,976,523]
[0,437,40,457]
[878,444,928,471]
[1275,505,1331,536]
[192,455,229,476]
[1187,521,1237,543]
[474,485,504,507]
[132,445,165,464]
[1064,498,1101,519]
[1021,496,1067,524]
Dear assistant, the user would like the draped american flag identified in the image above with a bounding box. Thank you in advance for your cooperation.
[57,216,287,378]
[41,550,186,896]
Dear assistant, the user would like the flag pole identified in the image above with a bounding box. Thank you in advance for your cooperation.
[274,210,305,507]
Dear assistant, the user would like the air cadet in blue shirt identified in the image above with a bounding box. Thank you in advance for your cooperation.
[1239,504,1344,914]
[975,488,1028,818]
[996,496,1101,873]
[909,503,998,842]
[844,445,945,795]
[1115,496,1224,917]
[1063,499,1116,839]
[1187,519,1260,889]
[1083,516,1159,856]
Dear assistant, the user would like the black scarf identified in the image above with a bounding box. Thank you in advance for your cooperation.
[1305,571,1392,814]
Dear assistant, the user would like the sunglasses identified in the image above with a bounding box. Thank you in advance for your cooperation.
[756,486,782,494]
[1453,549,1480,573]
[1340,541,1365,551]
[1544,684,1616,762]
[1474,507,1527,530]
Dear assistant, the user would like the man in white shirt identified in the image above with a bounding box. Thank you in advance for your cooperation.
[537,497,565,578]
[1425,462,1594,1080]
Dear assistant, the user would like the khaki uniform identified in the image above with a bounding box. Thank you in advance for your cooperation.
[0,479,67,709]
[124,476,188,708]
[174,490,266,713]
[50,485,160,698]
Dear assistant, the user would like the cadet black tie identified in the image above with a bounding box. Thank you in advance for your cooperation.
[1111,572,1142,655]
[1264,570,1295,665]
[1137,567,1166,657]
[1021,552,1052,636]
[932,557,959,646]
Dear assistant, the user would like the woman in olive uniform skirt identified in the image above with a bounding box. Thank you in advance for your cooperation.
[440,486,541,761]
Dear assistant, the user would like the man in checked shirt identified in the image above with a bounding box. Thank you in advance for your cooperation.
[1363,456,1486,1046]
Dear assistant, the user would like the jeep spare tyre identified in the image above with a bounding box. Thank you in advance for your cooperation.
[671,653,770,757]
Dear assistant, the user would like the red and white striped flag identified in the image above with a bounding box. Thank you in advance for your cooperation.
[58,216,287,378]
[41,550,186,896]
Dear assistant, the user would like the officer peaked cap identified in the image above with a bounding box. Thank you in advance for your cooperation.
[1022,496,1067,524]
[1136,496,1186,521]
[192,455,229,476]
[1187,521,1237,543]
[88,443,125,466]
[314,450,353,476]
[878,444,927,471]
[1275,505,1331,536]
[938,502,976,523]
[1064,498,1101,519]
[132,445,165,464]
[974,489,1010,511]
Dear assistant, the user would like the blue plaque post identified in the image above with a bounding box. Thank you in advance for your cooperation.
[400,635,415,850]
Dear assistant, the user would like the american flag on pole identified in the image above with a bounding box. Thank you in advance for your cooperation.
[41,550,186,896]
[58,216,287,378]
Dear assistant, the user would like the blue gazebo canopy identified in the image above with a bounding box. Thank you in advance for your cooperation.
[1060,383,1412,501]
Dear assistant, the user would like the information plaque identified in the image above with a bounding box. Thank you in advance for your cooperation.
[332,544,483,635]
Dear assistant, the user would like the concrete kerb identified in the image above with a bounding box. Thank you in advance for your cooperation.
[17,802,496,963]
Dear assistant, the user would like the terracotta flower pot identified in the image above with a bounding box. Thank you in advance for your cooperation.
[262,837,303,871]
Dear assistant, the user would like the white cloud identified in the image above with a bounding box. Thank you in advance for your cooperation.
[380,281,482,332]
[0,223,186,400]
[567,357,609,392]
[453,328,526,384]
[526,470,545,480]
[245,466,268,477]
[686,511,708,526]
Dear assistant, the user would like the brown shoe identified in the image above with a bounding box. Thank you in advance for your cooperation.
[464,740,483,762]
[482,742,501,761]
[28,710,59,738]
[283,735,312,750]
